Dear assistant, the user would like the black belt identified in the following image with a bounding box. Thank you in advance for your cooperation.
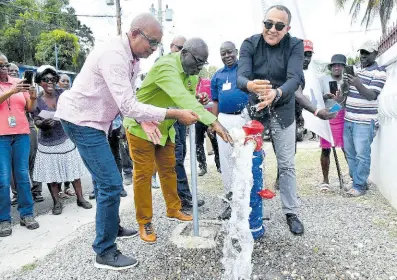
[224,111,242,115]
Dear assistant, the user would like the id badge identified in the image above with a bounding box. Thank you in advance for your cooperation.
[8,116,17,128]
[222,82,231,91]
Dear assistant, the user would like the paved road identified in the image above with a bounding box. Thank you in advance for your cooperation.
[10,175,94,224]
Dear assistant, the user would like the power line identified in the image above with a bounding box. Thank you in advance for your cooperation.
[0,2,116,18]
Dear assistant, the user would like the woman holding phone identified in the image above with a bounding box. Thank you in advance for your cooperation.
[32,65,92,215]
[318,54,348,192]
[0,54,40,237]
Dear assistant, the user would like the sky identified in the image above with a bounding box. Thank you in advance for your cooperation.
[69,0,389,72]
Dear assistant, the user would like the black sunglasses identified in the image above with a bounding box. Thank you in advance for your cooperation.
[187,50,208,66]
[0,63,10,69]
[138,30,160,48]
[263,21,286,31]
[172,43,183,51]
[42,77,58,83]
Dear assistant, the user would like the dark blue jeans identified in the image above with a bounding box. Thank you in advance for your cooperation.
[174,121,192,202]
[0,134,34,222]
[61,120,122,256]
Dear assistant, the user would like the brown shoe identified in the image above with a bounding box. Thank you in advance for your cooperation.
[167,210,193,222]
[139,223,156,244]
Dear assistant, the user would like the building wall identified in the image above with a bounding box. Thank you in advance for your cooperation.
[370,43,397,210]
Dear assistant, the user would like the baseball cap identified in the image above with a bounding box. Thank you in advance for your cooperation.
[303,40,314,52]
[358,40,378,53]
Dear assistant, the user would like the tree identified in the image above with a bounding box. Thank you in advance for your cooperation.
[334,0,396,35]
[347,55,360,66]
[35,29,80,70]
[199,65,219,79]
[0,0,94,70]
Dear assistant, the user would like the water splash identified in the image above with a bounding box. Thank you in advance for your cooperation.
[221,137,256,280]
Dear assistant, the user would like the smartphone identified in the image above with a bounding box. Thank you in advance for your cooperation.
[345,65,355,76]
[23,70,34,85]
[329,81,338,94]
[329,103,342,113]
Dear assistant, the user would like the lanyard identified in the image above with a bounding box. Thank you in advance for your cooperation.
[0,86,11,112]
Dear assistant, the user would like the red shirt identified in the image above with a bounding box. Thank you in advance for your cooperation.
[0,76,30,136]
[196,78,212,112]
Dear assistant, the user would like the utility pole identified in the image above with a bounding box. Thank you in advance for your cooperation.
[55,43,59,70]
[115,0,122,35]
[106,0,122,35]
[149,1,173,58]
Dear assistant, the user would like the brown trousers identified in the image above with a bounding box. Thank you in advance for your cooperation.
[126,132,181,225]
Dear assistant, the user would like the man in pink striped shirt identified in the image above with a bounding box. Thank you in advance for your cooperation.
[56,13,199,271]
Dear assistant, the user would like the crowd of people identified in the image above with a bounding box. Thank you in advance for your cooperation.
[0,3,387,272]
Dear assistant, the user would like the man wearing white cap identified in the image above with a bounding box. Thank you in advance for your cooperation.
[342,40,387,197]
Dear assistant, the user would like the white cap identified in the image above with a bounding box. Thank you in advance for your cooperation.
[37,65,57,74]
[358,40,378,53]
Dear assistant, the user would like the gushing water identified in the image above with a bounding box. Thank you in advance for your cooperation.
[221,128,256,280]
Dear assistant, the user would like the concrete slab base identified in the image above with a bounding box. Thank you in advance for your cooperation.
[170,220,222,249]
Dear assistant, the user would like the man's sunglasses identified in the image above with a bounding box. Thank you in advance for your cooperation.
[42,77,58,83]
[263,21,286,31]
[172,43,183,51]
[138,30,160,48]
[187,50,208,66]
[0,63,10,69]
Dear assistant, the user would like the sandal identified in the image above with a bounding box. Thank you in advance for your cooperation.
[64,188,76,196]
[320,183,330,192]
[346,188,365,197]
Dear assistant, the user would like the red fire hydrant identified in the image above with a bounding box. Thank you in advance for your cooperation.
[242,120,276,201]
[242,120,264,152]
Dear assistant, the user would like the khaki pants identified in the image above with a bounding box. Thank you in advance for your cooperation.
[126,132,181,225]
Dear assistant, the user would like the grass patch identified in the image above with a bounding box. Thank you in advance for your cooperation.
[21,262,37,272]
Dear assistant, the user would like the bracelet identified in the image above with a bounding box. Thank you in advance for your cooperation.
[314,109,320,116]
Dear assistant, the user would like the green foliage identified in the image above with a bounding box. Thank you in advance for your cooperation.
[199,65,218,79]
[35,29,80,69]
[0,0,94,71]
[347,55,360,66]
[334,0,396,34]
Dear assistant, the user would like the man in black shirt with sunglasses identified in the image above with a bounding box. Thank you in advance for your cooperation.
[237,4,304,236]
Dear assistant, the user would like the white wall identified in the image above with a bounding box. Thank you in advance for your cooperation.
[370,43,397,210]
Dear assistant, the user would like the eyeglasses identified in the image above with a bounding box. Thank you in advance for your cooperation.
[42,77,58,83]
[0,63,10,69]
[172,43,183,51]
[263,21,286,31]
[138,30,160,48]
[187,50,208,66]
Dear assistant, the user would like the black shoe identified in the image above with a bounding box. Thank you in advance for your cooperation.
[89,191,95,200]
[95,250,139,271]
[225,192,233,201]
[286,214,304,235]
[120,189,128,198]
[198,168,207,177]
[11,196,18,206]
[33,194,44,203]
[181,199,205,209]
[0,221,12,237]
[52,202,63,215]
[117,226,139,240]
[218,206,232,220]
[77,199,93,209]
[123,177,132,186]
[20,216,39,230]
[217,168,221,173]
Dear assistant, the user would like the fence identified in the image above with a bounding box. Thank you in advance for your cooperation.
[378,21,397,55]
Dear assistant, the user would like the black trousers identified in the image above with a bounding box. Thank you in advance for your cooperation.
[195,122,220,170]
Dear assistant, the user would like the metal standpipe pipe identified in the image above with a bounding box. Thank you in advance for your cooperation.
[189,124,199,236]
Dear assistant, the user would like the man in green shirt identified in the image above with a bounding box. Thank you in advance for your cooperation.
[124,38,233,244]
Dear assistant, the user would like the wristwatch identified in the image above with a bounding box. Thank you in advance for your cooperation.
[273,88,282,104]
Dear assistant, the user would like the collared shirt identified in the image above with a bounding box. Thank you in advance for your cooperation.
[0,76,30,136]
[55,34,167,133]
[123,53,217,146]
[237,33,304,128]
[211,63,248,114]
[345,62,387,124]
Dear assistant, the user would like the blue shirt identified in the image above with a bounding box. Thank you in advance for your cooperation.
[112,115,122,131]
[211,63,248,114]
